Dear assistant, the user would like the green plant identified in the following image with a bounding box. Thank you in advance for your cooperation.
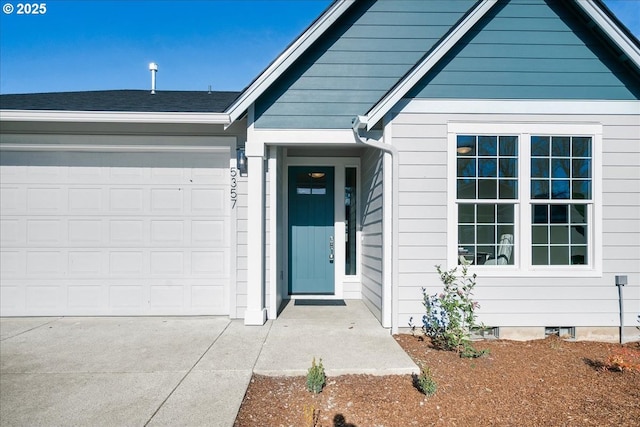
[413,366,437,397]
[414,263,482,353]
[306,357,326,394]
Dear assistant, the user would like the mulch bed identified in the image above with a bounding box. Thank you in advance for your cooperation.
[234,335,640,426]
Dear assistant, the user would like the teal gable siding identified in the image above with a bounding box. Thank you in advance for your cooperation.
[409,0,640,100]
[254,0,476,129]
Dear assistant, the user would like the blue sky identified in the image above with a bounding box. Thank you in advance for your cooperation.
[0,0,638,94]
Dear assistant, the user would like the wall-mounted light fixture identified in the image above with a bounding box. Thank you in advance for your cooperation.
[237,148,248,177]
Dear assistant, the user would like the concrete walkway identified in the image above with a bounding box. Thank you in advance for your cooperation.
[0,300,418,427]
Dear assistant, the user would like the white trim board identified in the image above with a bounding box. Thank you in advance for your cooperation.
[395,99,640,115]
[0,110,231,124]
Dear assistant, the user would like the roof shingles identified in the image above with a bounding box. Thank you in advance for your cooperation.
[0,90,241,113]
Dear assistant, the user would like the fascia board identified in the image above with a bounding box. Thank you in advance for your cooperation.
[362,0,498,131]
[574,0,640,68]
[0,109,231,124]
[225,0,354,125]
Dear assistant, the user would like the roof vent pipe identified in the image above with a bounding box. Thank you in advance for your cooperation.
[149,62,158,94]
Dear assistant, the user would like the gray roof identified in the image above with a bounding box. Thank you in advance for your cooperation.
[0,90,241,113]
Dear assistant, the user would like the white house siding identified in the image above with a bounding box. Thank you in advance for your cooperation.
[0,134,237,316]
[360,146,385,321]
[390,108,640,333]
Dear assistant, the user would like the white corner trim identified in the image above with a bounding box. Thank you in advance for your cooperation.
[226,0,354,124]
[364,0,499,130]
[575,0,640,68]
[0,109,231,124]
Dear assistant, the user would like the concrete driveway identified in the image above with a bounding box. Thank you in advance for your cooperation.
[0,317,268,427]
[0,301,417,427]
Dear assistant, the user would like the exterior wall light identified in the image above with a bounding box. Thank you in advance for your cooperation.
[237,148,248,177]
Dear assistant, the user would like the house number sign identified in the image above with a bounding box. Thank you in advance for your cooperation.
[230,167,238,209]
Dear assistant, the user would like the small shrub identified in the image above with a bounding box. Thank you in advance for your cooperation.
[413,264,483,354]
[413,366,437,397]
[306,357,326,394]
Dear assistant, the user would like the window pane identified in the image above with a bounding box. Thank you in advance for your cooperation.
[551,180,570,199]
[457,179,476,199]
[571,246,587,265]
[532,246,548,265]
[572,159,591,178]
[499,158,517,178]
[531,180,549,199]
[550,225,569,244]
[477,204,495,223]
[532,226,548,244]
[532,205,548,224]
[345,167,357,276]
[497,204,515,223]
[499,180,517,199]
[531,158,549,178]
[572,137,591,157]
[571,226,586,245]
[458,225,475,244]
[477,225,495,244]
[551,159,570,178]
[457,203,514,266]
[478,158,497,177]
[478,179,497,199]
[531,136,549,156]
[550,246,570,265]
[457,135,476,156]
[457,158,475,177]
[478,136,497,156]
[572,180,591,199]
[550,205,568,223]
[552,137,570,156]
[458,204,475,223]
[499,136,518,156]
[570,204,587,223]
[531,203,588,266]
[497,224,514,240]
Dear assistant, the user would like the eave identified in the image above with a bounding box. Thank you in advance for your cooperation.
[0,109,231,125]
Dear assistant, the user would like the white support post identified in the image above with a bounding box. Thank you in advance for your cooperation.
[244,151,267,325]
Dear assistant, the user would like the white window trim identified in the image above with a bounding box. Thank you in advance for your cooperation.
[447,122,603,277]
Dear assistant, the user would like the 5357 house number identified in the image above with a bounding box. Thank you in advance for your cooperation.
[230,167,238,209]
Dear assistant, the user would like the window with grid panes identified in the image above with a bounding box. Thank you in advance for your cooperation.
[456,135,517,266]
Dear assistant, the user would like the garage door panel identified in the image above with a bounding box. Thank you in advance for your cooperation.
[191,188,226,214]
[191,219,228,246]
[68,219,104,244]
[68,188,104,212]
[27,187,64,213]
[1,219,24,244]
[0,187,25,213]
[109,251,146,276]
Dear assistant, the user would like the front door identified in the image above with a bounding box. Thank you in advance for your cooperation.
[288,166,335,294]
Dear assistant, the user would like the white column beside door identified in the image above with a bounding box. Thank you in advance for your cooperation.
[244,153,267,325]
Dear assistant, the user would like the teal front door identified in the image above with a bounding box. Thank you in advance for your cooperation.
[288,166,335,294]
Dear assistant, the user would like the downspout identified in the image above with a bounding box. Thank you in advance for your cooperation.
[352,115,400,335]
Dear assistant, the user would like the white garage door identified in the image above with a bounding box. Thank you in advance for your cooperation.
[0,150,230,316]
